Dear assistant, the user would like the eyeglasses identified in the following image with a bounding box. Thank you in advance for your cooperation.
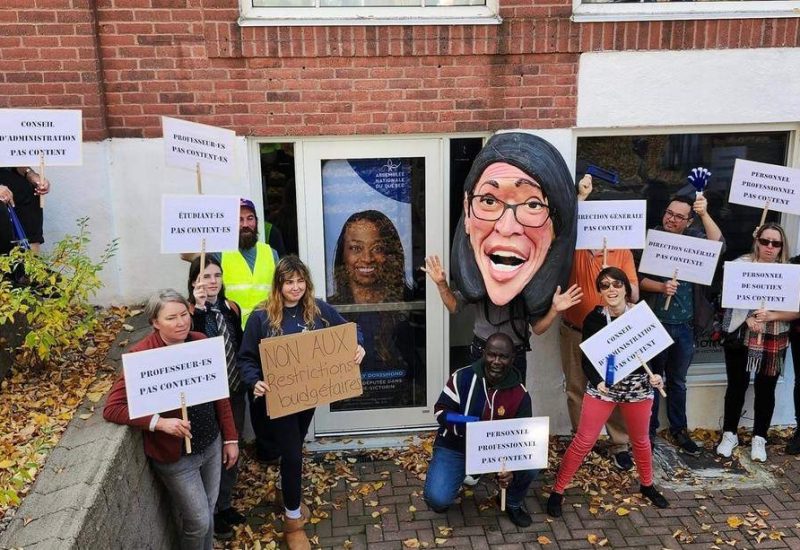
[469,194,551,228]
[757,237,783,248]
[598,280,624,291]
[663,209,691,222]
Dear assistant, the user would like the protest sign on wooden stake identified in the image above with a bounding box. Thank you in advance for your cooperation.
[161,194,239,254]
[465,417,549,476]
[0,108,82,167]
[729,159,800,215]
[576,200,647,250]
[162,116,236,178]
[259,323,362,418]
[721,261,800,312]
[639,229,722,286]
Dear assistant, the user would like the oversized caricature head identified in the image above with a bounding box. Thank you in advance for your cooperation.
[451,132,577,319]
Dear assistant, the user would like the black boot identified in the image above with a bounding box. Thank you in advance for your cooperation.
[640,484,669,508]
[786,430,800,455]
[546,492,563,518]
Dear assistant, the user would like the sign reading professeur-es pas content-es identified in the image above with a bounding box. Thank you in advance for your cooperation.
[579,302,674,384]
[122,336,229,420]
[721,262,800,312]
[465,417,550,476]
[576,200,647,250]
[162,116,236,178]
[638,230,723,285]
[0,108,82,167]
[728,159,800,215]
[161,194,240,254]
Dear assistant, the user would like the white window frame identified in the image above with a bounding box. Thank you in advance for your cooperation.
[572,0,800,24]
[573,122,800,385]
[239,0,501,27]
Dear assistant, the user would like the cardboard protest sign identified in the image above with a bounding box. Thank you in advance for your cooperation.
[122,336,229,419]
[465,417,549,475]
[729,159,800,215]
[580,302,674,384]
[721,261,800,312]
[161,194,239,253]
[162,116,236,177]
[0,109,82,166]
[638,229,723,285]
[259,323,362,419]
[576,200,647,250]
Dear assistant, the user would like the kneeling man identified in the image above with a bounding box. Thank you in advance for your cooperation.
[423,333,536,527]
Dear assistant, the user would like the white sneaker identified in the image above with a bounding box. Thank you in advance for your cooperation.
[751,436,767,462]
[463,475,480,486]
[716,431,739,458]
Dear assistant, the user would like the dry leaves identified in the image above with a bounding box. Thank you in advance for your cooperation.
[0,306,126,520]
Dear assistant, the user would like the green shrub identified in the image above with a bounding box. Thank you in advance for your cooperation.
[0,217,118,365]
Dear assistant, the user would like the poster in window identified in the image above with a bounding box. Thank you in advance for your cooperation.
[322,158,423,411]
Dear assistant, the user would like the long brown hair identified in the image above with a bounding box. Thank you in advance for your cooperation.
[264,255,325,335]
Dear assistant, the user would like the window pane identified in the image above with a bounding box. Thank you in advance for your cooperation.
[427,0,485,6]
[252,0,314,7]
[321,0,421,5]
[322,158,427,411]
[576,131,790,365]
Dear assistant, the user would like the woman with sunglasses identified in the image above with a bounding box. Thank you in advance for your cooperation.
[547,267,668,518]
[717,223,799,462]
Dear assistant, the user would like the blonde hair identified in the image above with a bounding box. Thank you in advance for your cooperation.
[751,222,789,264]
[264,255,326,335]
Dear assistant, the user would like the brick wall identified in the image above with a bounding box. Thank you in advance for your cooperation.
[1,0,798,140]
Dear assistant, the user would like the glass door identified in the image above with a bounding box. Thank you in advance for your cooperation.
[299,139,445,434]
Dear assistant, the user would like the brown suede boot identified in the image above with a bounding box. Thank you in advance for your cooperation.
[283,516,311,550]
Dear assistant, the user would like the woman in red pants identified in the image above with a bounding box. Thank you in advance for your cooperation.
[547,267,669,517]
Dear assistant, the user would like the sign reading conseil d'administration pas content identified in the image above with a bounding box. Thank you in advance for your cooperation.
[728,159,800,215]
[162,116,236,178]
[579,301,674,385]
[0,109,82,167]
[122,336,229,420]
[161,194,240,254]
[465,417,549,476]
[721,261,800,312]
[576,200,647,250]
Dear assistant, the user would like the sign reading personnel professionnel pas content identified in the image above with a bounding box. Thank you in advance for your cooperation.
[465,417,549,475]
[729,159,800,215]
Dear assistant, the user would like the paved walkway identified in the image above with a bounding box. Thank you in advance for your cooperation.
[227,432,800,549]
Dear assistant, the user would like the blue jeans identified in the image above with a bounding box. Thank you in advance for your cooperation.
[649,322,694,437]
[151,434,222,550]
[423,445,535,511]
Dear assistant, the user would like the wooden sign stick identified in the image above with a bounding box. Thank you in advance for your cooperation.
[636,353,667,398]
[38,153,45,208]
[196,162,202,195]
[756,300,766,346]
[180,392,192,454]
[499,460,507,512]
[199,238,206,277]
[753,200,770,237]
[664,269,678,310]
[602,237,608,268]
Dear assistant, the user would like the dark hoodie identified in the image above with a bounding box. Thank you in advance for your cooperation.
[432,359,532,453]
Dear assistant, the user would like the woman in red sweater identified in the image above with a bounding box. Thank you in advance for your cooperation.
[104,289,239,550]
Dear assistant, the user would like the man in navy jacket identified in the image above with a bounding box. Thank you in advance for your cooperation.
[423,333,536,527]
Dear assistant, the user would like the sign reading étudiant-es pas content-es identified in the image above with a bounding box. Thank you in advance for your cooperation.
[259,323,362,419]
[161,194,240,253]
[122,336,229,419]
[0,109,82,167]
[162,116,236,177]
[579,302,674,384]
[728,159,800,215]
[721,261,800,312]
[465,417,549,476]
[576,200,647,250]
[638,229,723,285]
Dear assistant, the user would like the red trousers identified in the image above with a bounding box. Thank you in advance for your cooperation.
[554,394,653,493]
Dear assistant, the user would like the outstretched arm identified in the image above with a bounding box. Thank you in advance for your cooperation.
[423,255,458,313]
[531,284,583,335]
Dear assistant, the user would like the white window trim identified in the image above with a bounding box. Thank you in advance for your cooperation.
[572,0,800,23]
[239,0,501,27]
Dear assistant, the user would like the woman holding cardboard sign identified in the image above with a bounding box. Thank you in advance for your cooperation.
[238,255,365,550]
[717,223,798,462]
[547,268,668,518]
[104,289,239,550]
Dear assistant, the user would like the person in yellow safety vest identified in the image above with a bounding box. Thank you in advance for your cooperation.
[181,198,279,328]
